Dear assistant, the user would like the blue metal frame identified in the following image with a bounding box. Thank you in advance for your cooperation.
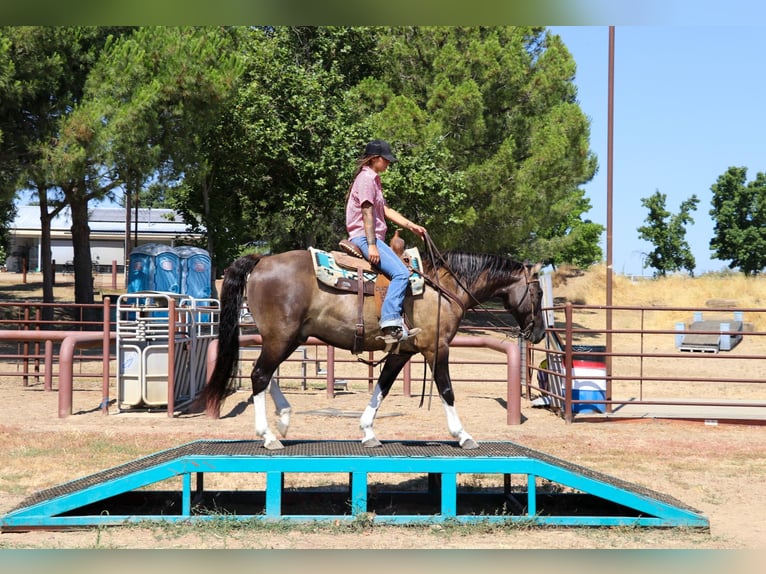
[1,440,709,530]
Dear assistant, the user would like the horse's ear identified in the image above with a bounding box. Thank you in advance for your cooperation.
[529,262,543,275]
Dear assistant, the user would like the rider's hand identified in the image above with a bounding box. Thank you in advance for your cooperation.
[368,244,381,265]
[409,224,427,239]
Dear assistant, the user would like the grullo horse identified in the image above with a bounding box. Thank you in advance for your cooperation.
[201,248,545,449]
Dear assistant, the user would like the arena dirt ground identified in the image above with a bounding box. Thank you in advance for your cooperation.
[0,348,764,552]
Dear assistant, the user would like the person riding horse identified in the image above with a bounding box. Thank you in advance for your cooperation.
[345,140,427,344]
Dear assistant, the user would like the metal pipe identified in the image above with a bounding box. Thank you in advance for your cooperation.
[58,332,116,418]
[102,297,111,414]
[167,298,176,417]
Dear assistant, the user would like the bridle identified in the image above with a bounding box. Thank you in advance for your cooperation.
[421,233,540,340]
[517,265,541,340]
[415,233,540,409]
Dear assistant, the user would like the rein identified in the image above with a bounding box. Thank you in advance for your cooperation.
[422,234,535,336]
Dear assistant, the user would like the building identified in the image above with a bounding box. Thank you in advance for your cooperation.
[5,205,202,273]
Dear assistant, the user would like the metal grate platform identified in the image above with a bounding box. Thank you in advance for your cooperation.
[2,440,708,530]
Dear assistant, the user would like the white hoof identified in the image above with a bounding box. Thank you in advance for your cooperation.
[362,437,383,448]
[262,437,284,450]
[459,437,479,450]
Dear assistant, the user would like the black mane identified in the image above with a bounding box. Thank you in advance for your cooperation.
[426,251,526,289]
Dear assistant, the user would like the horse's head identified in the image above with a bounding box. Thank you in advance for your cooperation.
[500,262,546,344]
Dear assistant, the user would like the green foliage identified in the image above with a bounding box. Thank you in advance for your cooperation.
[637,190,699,277]
[0,196,14,263]
[366,27,599,262]
[1,25,602,281]
[709,166,766,275]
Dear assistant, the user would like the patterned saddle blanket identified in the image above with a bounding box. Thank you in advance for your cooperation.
[309,246,425,296]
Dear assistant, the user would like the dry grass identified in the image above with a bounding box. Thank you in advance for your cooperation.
[552,264,766,330]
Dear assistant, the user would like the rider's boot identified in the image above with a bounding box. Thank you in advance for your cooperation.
[380,321,421,344]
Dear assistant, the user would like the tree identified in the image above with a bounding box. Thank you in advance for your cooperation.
[637,190,699,277]
[170,26,387,264]
[0,35,18,262]
[709,166,766,275]
[362,27,599,263]
[0,26,125,307]
[81,26,245,284]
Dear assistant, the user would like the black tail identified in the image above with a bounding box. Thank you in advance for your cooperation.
[202,254,262,414]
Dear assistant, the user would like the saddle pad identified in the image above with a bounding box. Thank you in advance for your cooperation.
[309,247,424,296]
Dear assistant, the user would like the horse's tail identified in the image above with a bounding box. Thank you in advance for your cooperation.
[202,253,262,415]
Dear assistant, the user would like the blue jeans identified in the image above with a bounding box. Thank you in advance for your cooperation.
[350,236,409,328]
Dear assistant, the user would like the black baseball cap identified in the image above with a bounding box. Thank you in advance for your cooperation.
[364,139,398,163]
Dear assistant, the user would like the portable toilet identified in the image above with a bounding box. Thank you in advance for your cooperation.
[127,245,154,293]
[152,245,181,293]
[128,243,181,293]
[177,246,212,298]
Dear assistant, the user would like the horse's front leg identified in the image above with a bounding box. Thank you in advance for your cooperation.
[429,348,478,450]
[360,353,412,447]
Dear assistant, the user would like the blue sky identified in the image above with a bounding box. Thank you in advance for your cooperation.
[550,26,766,275]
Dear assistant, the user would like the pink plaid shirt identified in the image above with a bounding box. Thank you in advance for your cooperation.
[345,166,388,240]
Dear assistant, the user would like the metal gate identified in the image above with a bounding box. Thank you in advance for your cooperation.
[116,292,219,410]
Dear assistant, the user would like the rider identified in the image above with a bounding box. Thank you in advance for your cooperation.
[345,139,427,342]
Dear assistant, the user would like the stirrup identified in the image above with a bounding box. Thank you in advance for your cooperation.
[377,325,421,344]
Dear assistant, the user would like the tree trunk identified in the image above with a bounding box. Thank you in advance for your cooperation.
[124,187,132,289]
[66,182,95,307]
[202,175,217,294]
[37,189,55,320]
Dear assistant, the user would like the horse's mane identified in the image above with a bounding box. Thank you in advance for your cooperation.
[425,250,526,289]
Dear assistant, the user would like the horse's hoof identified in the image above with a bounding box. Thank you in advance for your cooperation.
[460,438,479,450]
[362,438,382,448]
[263,438,285,450]
[276,421,289,437]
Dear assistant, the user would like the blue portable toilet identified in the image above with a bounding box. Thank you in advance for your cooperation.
[152,245,181,293]
[127,244,181,293]
[127,245,154,293]
[177,246,212,298]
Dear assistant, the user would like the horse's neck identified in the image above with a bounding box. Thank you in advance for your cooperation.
[429,268,481,309]
[439,267,521,306]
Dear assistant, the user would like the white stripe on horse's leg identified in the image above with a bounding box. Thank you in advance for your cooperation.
[359,385,384,447]
[253,390,283,450]
[440,398,478,449]
[268,381,292,437]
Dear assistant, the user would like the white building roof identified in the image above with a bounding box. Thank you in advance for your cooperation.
[12,205,198,237]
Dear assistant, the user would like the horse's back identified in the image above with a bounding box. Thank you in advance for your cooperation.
[246,250,316,295]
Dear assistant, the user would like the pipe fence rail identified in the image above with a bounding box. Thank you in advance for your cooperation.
[526,302,766,423]
[2,300,765,424]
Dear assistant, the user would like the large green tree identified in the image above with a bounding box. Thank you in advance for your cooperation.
[709,166,766,275]
[360,26,600,262]
[81,26,244,283]
[637,190,699,277]
[0,34,17,261]
[169,26,386,265]
[0,26,124,306]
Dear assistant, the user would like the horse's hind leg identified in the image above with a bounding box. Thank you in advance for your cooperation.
[360,353,412,447]
[250,346,296,450]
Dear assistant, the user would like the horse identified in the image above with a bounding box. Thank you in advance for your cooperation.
[201,248,546,449]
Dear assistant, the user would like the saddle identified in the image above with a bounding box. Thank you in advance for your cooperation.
[308,239,424,354]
